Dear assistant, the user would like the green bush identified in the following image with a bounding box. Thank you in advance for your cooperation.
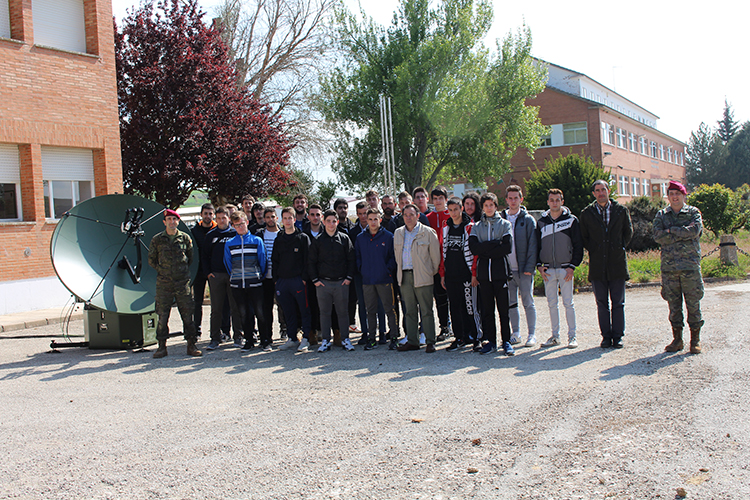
[525,151,614,217]
[625,196,666,252]
[688,184,749,238]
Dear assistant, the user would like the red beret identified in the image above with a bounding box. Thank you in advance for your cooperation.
[667,181,687,195]
[164,209,181,219]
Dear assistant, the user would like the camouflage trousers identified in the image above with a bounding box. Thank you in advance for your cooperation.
[155,277,197,341]
[660,270,704,330]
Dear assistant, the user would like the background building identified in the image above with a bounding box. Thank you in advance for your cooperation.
[500,60,686,201]
[0,0,122,314]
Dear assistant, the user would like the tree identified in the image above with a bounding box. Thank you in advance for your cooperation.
[273,167,338,208]
[625,196,665,252]
[717,98,739,144]
[215,0,335,156]
[318,0,547,193]
[524,152,613,217]
[688,184,749,238]
[724,121,750,189]
[685,122,727,189]
[116,0,293,208]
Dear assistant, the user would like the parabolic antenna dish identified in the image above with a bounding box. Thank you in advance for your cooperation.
[50,194,198,314]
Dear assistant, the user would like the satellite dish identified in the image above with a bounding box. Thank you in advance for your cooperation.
[50,194,198,315]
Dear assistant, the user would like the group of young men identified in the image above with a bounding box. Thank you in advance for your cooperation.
[147,179,705,359]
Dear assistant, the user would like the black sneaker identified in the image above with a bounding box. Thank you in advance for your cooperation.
[241,341,255,352]
[378,337,388,345]
[472,341,482,352]
[357,336,368,346]
[388,338,399,350]
[446,340,461,352]
[364,341,378,351]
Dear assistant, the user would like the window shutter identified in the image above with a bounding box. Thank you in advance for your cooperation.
[0,0,10,39]
[41,146,94,181]
[33,0,86,53]
[0,143,20,183]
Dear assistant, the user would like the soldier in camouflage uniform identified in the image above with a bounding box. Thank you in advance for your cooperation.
[653,181,703,354]
[148,209,202,358]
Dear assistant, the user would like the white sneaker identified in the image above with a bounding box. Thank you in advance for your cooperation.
[510,334,522,345]
[525,335,537,347]
[541,336,560,347]
[419,333,426,346]
[342,338,355,351]
[567,337,578,349]
[399,336,409,345]
[298,338,310,352]
[279,339,298,351]
[318,339,332,352]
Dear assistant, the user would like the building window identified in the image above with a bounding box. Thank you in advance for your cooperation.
[33,0,87,53]
[680,152,684,166]
[616,127,627,149]
[0,0,10,39]
[639,136,647,155]
[659,144,665,160]
[0,143,21,220]
[667,148,673,163]
[619,175,629,195]
[41,147,95,219]
[563,122,587,145]
[642,178,649,196]
[650,141,658,158]
[628,132,636,152]
[631,177,639,196]
[539,134,552,147]
[602,123,614,145]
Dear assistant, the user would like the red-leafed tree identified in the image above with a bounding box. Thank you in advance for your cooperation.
[115,0,294,208]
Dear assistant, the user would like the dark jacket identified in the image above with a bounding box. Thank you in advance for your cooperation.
[202,225,237,275]
[536,207,584,269]
[191,221,216,277]
[469,211,513,282]
[356,227,396,285]
[272,228,311,281]
[501,206,538,275]
[440,212,474,279]
[308,230,356,283]
[580,200,633,281]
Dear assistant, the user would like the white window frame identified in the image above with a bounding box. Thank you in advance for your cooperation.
[0,143,21,221]
[631,177,639,196]
[642,178,649,196]
[616,127,627,149]
[650,141,658,158]
[619,175,629,195]
[667,147,673,163]
[41,147,95,220]
[639,136,647,155]
[563,122,588,145]
[628,132,636,152]
[659,144,665,160]
[601,123,614,145]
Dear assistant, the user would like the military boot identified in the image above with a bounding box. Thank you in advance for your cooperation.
[186,338,202,357]
[153,339,168,359]
[689,326,702,354]
[665,327,684,352]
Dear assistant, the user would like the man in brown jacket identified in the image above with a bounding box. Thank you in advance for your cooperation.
[394,204,441,352]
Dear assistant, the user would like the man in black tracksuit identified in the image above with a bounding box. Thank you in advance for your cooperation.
[273,207,313,352]
[440,197,482,351]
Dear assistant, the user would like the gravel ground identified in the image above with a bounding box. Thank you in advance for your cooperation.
[0,281,748,499]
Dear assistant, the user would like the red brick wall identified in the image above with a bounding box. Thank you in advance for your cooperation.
[0,0,122,283]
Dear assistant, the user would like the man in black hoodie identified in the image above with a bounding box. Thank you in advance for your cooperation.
[440,197,481,351]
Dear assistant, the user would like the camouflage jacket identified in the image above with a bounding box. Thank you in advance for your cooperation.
[148,230,193,281]
[653,204,702,272]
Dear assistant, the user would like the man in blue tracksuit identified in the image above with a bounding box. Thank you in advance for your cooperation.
[224,210,268,351]
[356,208,399,350]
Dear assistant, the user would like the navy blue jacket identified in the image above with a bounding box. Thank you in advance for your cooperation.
[356,227,396,285]
[202,225,237,275]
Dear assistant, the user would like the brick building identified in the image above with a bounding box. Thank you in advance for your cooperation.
[498,60,686,202]
[0,0,122,314]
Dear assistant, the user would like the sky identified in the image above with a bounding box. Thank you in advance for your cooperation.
[112,0,749,167]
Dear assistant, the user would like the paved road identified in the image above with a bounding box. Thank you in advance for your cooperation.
[0,282,748,499]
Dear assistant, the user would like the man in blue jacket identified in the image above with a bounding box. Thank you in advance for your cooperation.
[356,208,399,350]
[224,211,268,352]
